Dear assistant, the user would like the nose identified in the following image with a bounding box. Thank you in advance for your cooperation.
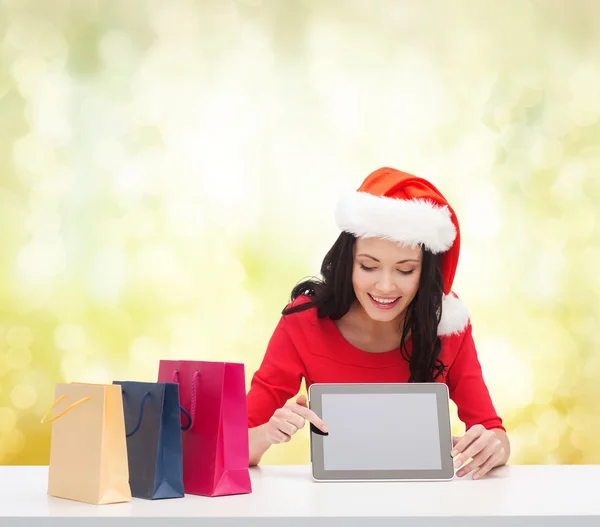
[376,271,396,294]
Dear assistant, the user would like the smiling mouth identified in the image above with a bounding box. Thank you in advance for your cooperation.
[368,294,401,309]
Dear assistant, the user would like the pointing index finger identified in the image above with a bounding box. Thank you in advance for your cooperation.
[295,405,328,433]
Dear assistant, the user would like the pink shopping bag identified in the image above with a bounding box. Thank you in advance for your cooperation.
[157,360,252,497]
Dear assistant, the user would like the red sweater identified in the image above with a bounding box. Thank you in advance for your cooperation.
[247,296,505,432]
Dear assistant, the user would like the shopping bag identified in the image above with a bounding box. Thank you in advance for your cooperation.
[42,383,131,504]
[113,381,186,500]
[157,360,252,497]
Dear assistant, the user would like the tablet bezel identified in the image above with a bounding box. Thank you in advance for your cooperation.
[308,383,455,482]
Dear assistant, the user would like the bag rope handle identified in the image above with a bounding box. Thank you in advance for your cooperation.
[122,389,192,435]
[41,394,91,424]
[172,369,200,431]
[122,390,151,437]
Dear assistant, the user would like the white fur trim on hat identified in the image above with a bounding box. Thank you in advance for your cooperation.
[438,294,470,336]
[335,191,456,253]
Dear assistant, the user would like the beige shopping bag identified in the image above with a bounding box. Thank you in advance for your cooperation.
[42,383,132,504]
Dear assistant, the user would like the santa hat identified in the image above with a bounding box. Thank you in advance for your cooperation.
[334,167,469,336]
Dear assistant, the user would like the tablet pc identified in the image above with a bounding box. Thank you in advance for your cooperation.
[308,383,454,482]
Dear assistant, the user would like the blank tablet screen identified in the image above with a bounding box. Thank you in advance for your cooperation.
[321,393,442,471]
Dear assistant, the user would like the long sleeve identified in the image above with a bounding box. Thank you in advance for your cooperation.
[246,316,307,428]
[446,323,506,432]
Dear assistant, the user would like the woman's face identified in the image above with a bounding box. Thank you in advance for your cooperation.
[352,237,422,323]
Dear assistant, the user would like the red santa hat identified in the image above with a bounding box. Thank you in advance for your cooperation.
[334,167,469,336]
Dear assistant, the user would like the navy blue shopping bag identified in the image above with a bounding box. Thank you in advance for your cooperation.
[113,381,189,500]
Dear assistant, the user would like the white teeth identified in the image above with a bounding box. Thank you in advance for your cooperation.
[371,296,399,305]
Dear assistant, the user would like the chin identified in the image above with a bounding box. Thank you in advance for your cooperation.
[365,309,403,322]
[359,297,406,322]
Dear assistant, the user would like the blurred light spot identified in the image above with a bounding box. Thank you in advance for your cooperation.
[137,244,179,281]
[584,352,600,380]
[41,173,72,205]
[567,405,591,431]
[5,17,40,51]
[0,188,28,239]
[13,133,58,179]
[500,124,535,150]
[523,248,566,301]
[166,199,207,237]
[17,238,66,280]
[127,209,156,239]
[570,206,596,239]
[61,362,110,384]
[129,336,164,378]
[168,314,206,360]
[9,55,47,98]
[114,160,147,202]
[479,337,533,409]
[238,293,255,320]
[129,335,162,359]
[26,70,72,147]
[10,384,37,410]
[510,423,539,453]
[529,387,554,407]
[551,159,587,200]
[1,429,26,455]
[535,408,565,434]
[0,407,17,433]
[461,183,501,241]
[87,248,126,305]
[59,353,87,381]
[487,102,513,131]
[55,324,87,352]
[539,104,571,137]
[92,137,125,171]
[531,136,563,170]
[4,16,67,59]
[570,314,594,337]
[150,2,203,38]
[97,218,128,250]
[6,347,32,370]
[0,354,9,377]
[25,206,62,237]
[99,30,136,70]
[6,326,34,348]
[226,257,247,286]
[569,428,590,452]
[569,63,600,126]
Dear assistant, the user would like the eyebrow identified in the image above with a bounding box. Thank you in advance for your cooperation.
[357,254,420,264]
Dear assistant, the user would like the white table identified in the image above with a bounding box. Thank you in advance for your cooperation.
[1,464,599,526]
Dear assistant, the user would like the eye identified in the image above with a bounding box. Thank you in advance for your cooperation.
[359,263,375,272]
[398,269,414,276]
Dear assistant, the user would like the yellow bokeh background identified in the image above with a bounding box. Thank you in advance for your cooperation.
[1,0,600,466]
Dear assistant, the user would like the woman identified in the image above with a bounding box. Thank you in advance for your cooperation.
[246,167,510,480]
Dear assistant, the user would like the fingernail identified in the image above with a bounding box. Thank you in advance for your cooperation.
[473,474,479,480]
[322,425,328,433]
[454,456,462,468]
[457,470,464,477]
[451,449,457,457]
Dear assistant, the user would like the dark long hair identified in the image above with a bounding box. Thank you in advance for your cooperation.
[283,232,446,382]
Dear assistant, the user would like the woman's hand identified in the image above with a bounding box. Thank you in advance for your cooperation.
[451,425,507,480]
[265,395,328,444]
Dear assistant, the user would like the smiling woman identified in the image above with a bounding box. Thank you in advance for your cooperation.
[354,240,422,313]
[246,167,509,479]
